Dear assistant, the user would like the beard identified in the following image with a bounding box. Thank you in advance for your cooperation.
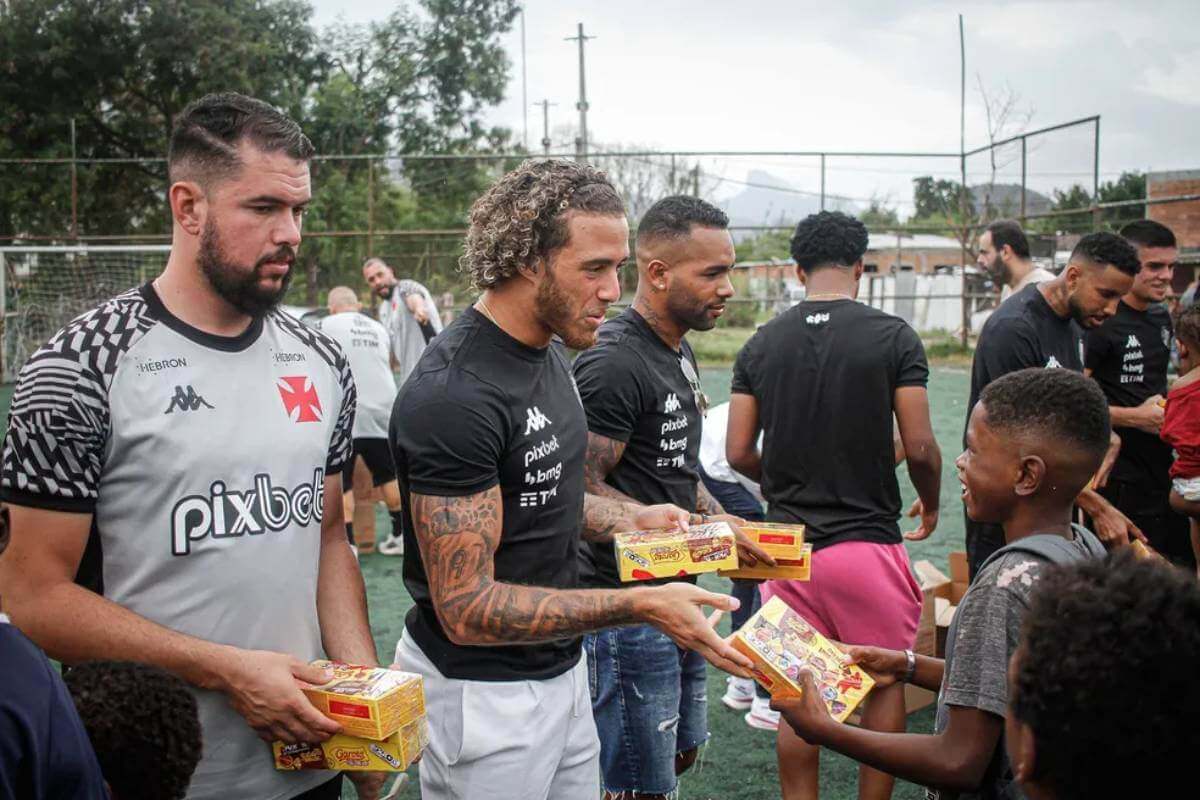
[665,283,719,332]
[374,281,394,300]
[534,266,597,350]
[198,218,293,316]
[1066,292,1098,328]
[987,254,1010,286]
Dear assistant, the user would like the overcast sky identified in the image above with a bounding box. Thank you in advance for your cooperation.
[312,0,1200,214]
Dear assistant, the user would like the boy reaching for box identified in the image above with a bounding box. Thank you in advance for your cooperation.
[766,368,1107,799]
[1160,304,1200,577]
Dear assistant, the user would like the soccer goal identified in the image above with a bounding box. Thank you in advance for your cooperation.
[0,245,171,382]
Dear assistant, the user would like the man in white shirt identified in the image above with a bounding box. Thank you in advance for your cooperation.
[361,259,442,386]
[978,220,1055,301]
[319,286,405,556]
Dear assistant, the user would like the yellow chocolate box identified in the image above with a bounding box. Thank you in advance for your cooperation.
[739,523,806,560]
[614,521,738,582]
[274,717,429,772]
[720,543,812,581]
[301,661,425,741]
[732,596,874,723]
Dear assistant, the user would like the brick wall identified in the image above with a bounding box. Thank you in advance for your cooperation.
[1148,170,1200,249]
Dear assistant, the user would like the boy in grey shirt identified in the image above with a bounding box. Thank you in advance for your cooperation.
[766,367,1110,799]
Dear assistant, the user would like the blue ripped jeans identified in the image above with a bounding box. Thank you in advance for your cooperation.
[585,623,709,796]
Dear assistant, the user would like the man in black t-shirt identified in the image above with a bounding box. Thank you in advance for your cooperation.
[574,196,773,799]
[389,160,755,800]
[966,231,1143,577]
[727,211,943,800]
[1084,220,1194,567]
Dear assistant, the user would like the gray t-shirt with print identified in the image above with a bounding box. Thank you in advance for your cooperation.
[931,526,1103,800]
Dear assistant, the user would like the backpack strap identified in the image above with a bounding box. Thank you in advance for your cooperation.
[977,523,1104,574]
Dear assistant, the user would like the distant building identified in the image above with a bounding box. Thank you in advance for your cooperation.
[1146,170,1200,293]
[862,233,964,275]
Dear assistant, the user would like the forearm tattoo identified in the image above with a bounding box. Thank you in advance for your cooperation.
[412,489,638,644]
[583,433,640,507]
[695,480,725,516]
[581,493,636,543]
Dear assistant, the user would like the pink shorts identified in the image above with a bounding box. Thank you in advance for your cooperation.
[760,540,922,650]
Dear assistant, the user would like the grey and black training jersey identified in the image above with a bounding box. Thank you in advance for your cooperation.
[0,283,355,800]
[318,311,396,439]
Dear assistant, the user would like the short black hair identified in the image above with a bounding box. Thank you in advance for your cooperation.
[1176,304,1200,351]
[1013,551,1200,800]
[635,195,729,246]
[789,211,869,273]
[65,661,202,800]
[979,367,1110,463]
[1119,219,1177,250]
[1070,231,1140,276]
[168,92,314,186]
[985,220,1031,259]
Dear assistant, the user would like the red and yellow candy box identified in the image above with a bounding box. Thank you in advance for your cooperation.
[301,661,425,741]
[614,521,738,582]
[731,596,874,723]
[739,523,806,560]
[273,717,429,772]
[719,543,812,581]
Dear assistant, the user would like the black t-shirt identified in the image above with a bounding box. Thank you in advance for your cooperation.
[0,621,108,800]
[573,308,703,588]
[967,283,1084,433]
[390,307,588,681]
[1085,301,1173,485]
[731,300,928,550]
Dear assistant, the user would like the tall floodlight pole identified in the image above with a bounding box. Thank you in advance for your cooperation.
[520,7,528,150]
[565,23,594,163]
[535,99,556,155]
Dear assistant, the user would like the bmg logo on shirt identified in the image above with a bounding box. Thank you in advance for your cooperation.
[170,469,325,556]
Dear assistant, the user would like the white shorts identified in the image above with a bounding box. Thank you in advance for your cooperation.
[393,631,600,800]
[1173,476,1200,502]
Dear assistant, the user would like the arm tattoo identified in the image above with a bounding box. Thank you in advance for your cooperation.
[583,432,640,505]
[581,493,636,544]
[412,489,638,645]
[695,480,725,516]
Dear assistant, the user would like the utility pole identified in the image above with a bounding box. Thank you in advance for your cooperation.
[691,165,700,197]
[535,100,556,155]
[565,23,594,163]
[520,7,528,150]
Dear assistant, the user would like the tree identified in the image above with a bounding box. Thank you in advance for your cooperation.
[860,197,901,228]
[912,176,973,222]
[1097,171,1145,227]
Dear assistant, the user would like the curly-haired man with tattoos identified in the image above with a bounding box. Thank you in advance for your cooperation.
[574,195,774,799]
[388,160,754,800]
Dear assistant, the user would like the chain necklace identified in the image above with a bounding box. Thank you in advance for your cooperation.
[476,297,500,325]
[805,292,853,301]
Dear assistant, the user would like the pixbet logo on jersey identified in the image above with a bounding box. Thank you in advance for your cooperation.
[170,469,325,556]
[278,376,323,423]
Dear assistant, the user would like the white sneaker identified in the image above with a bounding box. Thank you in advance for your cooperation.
[721,676,756,710]
[377,535,405,556]
[745,695,780,731]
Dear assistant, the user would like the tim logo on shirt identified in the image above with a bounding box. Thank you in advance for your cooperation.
[277,376,323,423]
[524,406,552,435]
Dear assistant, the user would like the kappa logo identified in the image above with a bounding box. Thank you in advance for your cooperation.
[1126,334,1141,349]
[1045,356,1062,369]
[805,312,830,325]
[163,385,214,414]
[524,406,552,435]
[663,393,681,414]
[277,376,323,423]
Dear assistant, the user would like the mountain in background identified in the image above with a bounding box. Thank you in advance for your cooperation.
[718,170,857,239]
[969,183,1054,216]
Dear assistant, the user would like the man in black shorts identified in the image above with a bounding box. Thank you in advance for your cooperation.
[1084,220,1193,567]
[388,159,754,800]
[574,195,773,799]
[966,231,1143,577]
[319,286,404,554]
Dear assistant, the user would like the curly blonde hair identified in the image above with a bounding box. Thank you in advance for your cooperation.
[460,158,625,289]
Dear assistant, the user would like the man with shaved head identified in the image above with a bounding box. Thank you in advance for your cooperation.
[319,286,404,556]
[361,258,441,386]
[575,195,773,800]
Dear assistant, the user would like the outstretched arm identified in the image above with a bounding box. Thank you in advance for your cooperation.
[411,487,753,675]
[582,432,640,506]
